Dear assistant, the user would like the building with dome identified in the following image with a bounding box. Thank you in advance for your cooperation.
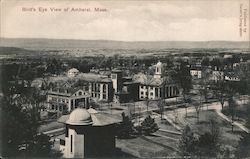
[58,108,121,158]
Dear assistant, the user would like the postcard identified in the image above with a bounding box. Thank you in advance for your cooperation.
[0,0,249,158]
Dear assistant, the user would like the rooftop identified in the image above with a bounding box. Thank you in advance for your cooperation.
[133,73,174,86]
[58,108,122,126]
[76,73,112,83]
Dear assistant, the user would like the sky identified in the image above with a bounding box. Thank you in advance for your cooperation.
[1,0,249,41]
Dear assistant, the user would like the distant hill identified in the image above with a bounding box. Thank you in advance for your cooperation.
[0,46,34,55]
[0,38,249,50]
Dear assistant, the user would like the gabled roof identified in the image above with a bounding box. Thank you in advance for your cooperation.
[76,73,112,83]
[133,73,174,86]
[48,86,88,97]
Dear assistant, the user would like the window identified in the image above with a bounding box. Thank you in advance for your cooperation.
[150,92,153,96]
[141,91,143,95]
[155,88,158,97]
[111,74,116,79]
[78,91,82,96]
[70,135,73,153]
[103,84,106,93]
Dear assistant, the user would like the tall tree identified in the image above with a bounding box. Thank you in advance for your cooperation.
[117,112,136,139]
[193,99,202,123]
[1,97,59,157]
[196,119,221,157]
[200,68,211,105]
[228,95,237,132]
[179,125,197,157]
[175,61,192,116]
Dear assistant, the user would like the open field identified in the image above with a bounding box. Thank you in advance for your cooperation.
[117,135,179,158]
[183,110,243,148]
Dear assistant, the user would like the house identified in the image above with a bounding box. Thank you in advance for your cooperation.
[210,66,224,82]
[58,108,121,158]
[190,66,202,79]
[225,72,240,81]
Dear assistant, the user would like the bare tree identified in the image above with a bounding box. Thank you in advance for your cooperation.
[200,68,211,104]
[193,98,202,122]
[157,99,165,120]
[228,95,237,132]
[215,80,227,110]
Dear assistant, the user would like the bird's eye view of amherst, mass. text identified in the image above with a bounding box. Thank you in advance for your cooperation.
[0,0,249,158]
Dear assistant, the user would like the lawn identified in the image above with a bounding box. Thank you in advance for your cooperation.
[184,110,244,148]
[116,135,179,158]
[221,103,250,123]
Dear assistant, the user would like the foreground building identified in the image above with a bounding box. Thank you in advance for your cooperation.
[58,108,121,158]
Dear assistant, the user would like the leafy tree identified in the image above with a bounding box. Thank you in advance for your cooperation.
[201,57,210,67]
[25,134,52,157]
[1,97,60,157]
[141,115,159,135]
[175,61,192,114]
[235,133,250,158]
[200,69,211,104]
[117,112,136,139]
[178,125,197,157]
[196,119,221,157]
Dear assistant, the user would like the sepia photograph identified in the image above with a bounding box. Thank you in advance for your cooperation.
[0,0,249,158]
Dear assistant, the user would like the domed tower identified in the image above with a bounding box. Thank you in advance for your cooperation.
[63,109,93,158]
[154,61,163,79]
[59,108,120,158]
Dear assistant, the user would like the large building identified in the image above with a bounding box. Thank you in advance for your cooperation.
[114,77,140,103]
[133,61,179,100]
[76,73,114,102]
[58,108,121,158]
[47,86,90,113]
[48,72,114,103]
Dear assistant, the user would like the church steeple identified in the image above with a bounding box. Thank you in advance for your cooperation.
[154,61,163,79]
